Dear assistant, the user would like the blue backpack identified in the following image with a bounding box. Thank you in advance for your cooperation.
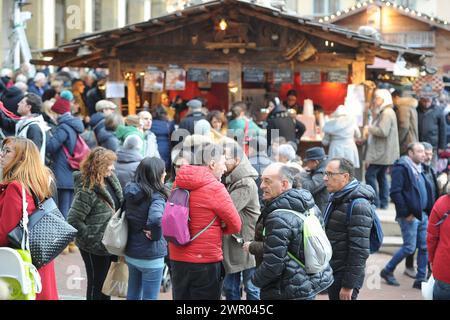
[347,199,384,254]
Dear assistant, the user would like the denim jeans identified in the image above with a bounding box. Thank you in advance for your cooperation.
[365,164,389,208]
[385,213,428,280]
[126,262,164,300]
[58,188,74,220]
[433,279,450,300]
[223,268,260,300]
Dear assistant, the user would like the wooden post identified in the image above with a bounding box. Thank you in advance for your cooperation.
[229,61,242,107]
[127,72,137,115]
[108,59,122,113]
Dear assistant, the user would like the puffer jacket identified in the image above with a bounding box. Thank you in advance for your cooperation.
[46,113,85,189]
[115,148,143,190]
[223,157,261,274]
[150,119,175,170]
[90,112,120,152]
[417,104,447,150]
[124,182,167,260]
[300,159,329,215]
[395,97,419,155]
[251,189,334,300]
[169,165,241,264]
[67,171,123,256]
[324,182,375,289]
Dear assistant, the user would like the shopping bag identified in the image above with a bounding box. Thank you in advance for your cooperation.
[421,275,435,300]
[101,258,128,298]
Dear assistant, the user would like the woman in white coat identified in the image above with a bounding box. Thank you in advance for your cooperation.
[322,105,361,168]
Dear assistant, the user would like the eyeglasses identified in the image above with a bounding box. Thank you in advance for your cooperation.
[324,171,347,177]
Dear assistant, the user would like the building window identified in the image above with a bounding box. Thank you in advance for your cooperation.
[396,0,417,8]
[314,0,340,15]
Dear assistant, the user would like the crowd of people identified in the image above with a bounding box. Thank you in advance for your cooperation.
[0,66,449,301]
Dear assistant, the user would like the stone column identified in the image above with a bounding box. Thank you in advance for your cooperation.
[26,0,56,51]
[65,0,93,42]
[127,0,151,24]
[101,0,126,30]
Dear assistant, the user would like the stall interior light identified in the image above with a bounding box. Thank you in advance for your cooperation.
[219,19,228,31]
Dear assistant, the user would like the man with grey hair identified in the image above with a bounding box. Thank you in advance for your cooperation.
[404,141,439,278]
[178,99,206,134]
[246,162,333,300]
[28,72,50,97]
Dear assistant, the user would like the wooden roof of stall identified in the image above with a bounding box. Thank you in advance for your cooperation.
[318,0,450,31]
[30,0,432,68]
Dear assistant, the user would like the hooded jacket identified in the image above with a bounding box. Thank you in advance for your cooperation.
[223,158,260,274]
[322,109,361,168]
[115,148,143,190]
[90,112,120,152]
[324,181,375,289]
[169,165,241,264]
[68,171,123,256]
[150,119,175,170]
[124,182,167,260]
[252,189,333,300]
[46,113,84,189]
[390,156,434,220]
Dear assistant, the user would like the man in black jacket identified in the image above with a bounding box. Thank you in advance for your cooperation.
[300,147,329,215]
[417,96,446,168]
[178,99,205,135]
[251,162,333,300]
[323,158,375,300]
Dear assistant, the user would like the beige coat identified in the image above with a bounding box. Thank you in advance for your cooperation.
[396,97,419,155]
[365,105,400,165]
[222,157,261,274]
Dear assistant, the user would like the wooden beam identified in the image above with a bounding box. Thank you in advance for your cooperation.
[108,59,123,112]
[204,42,257,49]
[229,60,242,106]
[238,7,361,48]
[127,72,137,115]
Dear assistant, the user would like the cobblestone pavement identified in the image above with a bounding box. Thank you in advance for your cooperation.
[54,250,423,300]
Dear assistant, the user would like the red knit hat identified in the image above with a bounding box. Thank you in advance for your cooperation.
[51,97,71,114]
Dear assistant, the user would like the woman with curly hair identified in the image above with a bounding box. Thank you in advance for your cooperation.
[0,137,58,300]
[68,147,123,300]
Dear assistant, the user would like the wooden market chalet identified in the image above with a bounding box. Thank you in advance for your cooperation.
[31,0,433,116]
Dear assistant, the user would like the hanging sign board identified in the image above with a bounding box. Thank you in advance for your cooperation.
[165,68,186,90]
[209,69,229,83]
[273,69,293,84]
[244,67,265,83]
[187,68,208,82]
[105,81,125,98]
[326,70,348,83]
[300,70,321,84]
[143,68,164,92]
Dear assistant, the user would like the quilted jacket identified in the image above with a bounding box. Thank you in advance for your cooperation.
[251,188,334,300]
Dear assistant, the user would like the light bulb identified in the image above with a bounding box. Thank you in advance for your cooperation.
[219,19,228,31]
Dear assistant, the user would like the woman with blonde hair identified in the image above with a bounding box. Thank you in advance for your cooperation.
[68,147,123,300]
[0,137,59,300]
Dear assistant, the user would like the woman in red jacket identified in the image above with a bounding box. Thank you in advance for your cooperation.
[427,194,450,300]
[169,143,242,300]
[0,137,59,300]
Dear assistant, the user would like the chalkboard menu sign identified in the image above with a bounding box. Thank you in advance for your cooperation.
[187,68,208,82]
[209,69,229,83]
[300,70,321,84]
[273,69,293,84]
[244,67,265,83]
[327,70,348,83]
